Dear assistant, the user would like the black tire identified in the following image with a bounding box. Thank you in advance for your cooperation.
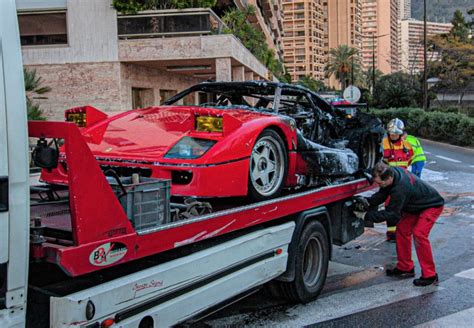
[248,129,287,201]
[359,134,379,169]
[269,220,329,303]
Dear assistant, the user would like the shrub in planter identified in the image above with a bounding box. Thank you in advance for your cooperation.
[370,108,474,147]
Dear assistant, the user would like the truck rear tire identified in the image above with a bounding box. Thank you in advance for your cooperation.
[269,220,329,303]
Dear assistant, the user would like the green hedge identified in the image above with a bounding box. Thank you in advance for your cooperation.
[370,108,474,147]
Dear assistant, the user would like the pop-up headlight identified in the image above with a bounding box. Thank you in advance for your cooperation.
[165,137,216,159]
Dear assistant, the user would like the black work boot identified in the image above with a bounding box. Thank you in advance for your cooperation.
[413,274,439,287]
[386,231,397,243]
[386,267,415,278]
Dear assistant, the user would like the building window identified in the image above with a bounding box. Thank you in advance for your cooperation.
[133,87,155,108]
[159,89,177,105]
[18,11,68,46]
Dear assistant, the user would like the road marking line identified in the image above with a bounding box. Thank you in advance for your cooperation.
[206,277,443,327]
[455,268,474,280]
[425,151,432,154]
[470,165,474,168]
[435,155,462,163]
[415,307,474,328]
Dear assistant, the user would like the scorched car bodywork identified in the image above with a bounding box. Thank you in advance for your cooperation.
[43,82,383,200]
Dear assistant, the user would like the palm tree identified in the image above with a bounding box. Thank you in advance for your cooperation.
[297,75,326,92]
[24,68,51,120]
[325,45,361,90]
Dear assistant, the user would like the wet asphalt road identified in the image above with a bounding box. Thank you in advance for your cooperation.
[197,141,474,327]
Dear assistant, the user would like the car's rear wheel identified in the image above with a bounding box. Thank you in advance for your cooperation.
[248,129,287,201]
[360,134,379,169]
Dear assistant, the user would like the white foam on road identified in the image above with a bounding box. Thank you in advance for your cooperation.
[207,277,443,327]
[422,169,448,182]
[455,268,474,280]
[435,155,462,163]
[415,307,474,328]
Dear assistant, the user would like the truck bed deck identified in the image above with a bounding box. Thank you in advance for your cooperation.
[28,121,373,277]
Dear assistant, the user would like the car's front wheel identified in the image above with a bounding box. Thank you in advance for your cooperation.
[248,129,287,201]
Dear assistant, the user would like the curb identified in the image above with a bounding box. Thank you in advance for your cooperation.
[419,138,474,155]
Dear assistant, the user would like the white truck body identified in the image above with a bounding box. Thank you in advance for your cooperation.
[0,0,30,326]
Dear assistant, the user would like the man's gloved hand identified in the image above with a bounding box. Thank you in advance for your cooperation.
[353,196,370,212]
[353,210,367,220]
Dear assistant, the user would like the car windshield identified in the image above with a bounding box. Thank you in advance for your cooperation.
[163,82,278,111]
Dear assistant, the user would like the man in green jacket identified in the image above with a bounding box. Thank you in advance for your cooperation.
[404,134,426,178]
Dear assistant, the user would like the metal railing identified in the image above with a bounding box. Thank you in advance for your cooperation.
[117,8,226,39]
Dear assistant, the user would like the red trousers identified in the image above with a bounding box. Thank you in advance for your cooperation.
[396,206,444,278]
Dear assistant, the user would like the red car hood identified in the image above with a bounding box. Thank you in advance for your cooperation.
[82,106,272,161]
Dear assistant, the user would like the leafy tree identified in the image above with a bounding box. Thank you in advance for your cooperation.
[325,45,361,90]
[468,8,474,27]
[279,71,292,83]
[297,76,326,92]
[373,72,421,108]
[428,10,474,93]
[356,67,383,91]
[24,68,51,120]
[411,0,472,22]
[112,0,217,13]
[222,6,284,79]
[451,10,470,41]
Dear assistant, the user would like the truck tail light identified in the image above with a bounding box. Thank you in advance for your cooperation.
[101,318,115,328]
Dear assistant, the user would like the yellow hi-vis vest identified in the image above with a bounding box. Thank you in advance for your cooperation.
[405,135,426,164]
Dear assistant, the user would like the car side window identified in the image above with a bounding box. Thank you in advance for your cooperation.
[308,93,334,115]
[277,88,313,115]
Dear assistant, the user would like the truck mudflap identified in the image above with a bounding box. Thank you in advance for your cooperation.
[50,222,295,327]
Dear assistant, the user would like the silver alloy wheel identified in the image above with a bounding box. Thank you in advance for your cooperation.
[303,236,323,287]
[250,135,285,197]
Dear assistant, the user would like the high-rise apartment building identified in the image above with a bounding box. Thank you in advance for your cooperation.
[282,0,362,86]
[361,0,399,74]
[399,19,452,73]
[399,0,411,19]
[326,0,363,88]
[234,0,285,59]
[282,0,326,82]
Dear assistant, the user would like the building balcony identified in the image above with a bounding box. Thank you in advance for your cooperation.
[117,9,270,81]
[117,8,224,39]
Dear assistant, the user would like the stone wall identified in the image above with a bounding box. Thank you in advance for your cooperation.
[26,61,204,120]
[26,62,122,120]
[119,63,202,109]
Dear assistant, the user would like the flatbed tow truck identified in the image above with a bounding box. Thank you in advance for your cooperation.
[1,1,374,326]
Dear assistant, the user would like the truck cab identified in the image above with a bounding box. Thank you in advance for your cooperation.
[0,0,31,326]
